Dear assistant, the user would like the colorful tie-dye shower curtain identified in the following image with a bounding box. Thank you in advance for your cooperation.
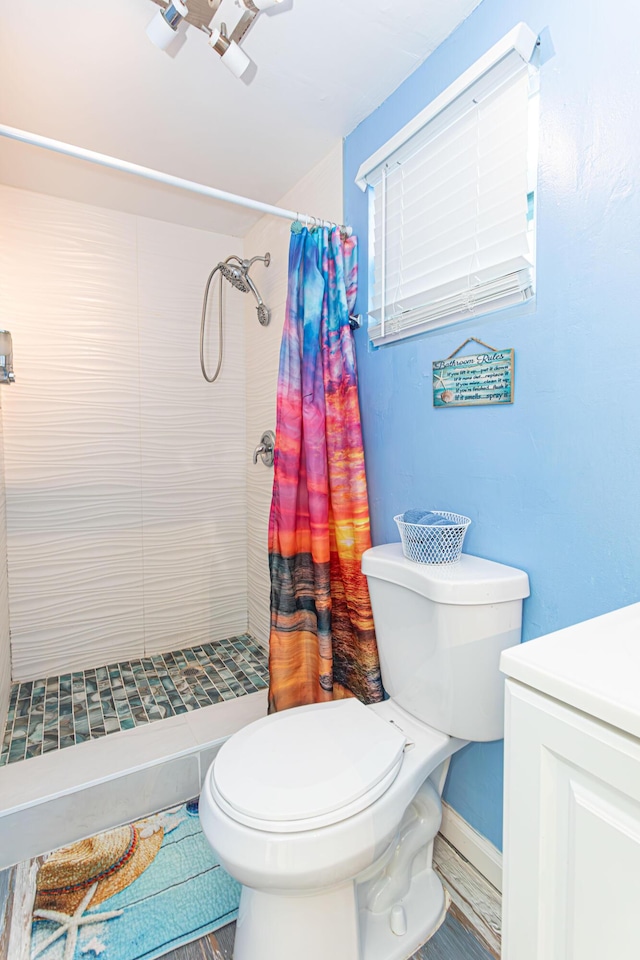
[268,224,384,713]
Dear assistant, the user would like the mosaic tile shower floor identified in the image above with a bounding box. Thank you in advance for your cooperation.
[0,635,269,767]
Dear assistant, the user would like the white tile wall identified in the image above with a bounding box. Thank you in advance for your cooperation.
[135,217,247,656]
[0,185,248,681]
[0,144,343,682]
[244,144,344,647]
[0,391,10,734]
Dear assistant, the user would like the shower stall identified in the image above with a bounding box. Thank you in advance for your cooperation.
[0,126,343,864]
[0,189,275,771]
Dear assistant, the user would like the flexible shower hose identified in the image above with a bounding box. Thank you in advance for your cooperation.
[200,264,224,383]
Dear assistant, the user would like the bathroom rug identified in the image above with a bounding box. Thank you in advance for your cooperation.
[27,799,240,960]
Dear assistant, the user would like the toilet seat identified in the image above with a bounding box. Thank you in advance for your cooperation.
[210,698,408,834]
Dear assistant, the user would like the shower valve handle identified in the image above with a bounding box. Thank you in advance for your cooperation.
[253,430,275,467]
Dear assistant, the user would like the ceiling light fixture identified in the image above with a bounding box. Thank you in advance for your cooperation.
[146,0,286,79]
[146,0,189,50]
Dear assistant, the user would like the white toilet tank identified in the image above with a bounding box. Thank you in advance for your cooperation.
[363,543,530,741]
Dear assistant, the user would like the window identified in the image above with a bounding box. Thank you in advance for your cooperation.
[356,24,539,346]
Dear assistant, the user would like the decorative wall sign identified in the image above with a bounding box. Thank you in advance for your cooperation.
[433,338,514,407]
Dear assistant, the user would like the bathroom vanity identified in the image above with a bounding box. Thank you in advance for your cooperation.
[500,602,640,960]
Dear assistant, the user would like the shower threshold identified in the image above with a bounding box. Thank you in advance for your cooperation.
[0,636,269,870]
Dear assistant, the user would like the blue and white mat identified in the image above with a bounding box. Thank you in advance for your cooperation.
[29,801,240,960]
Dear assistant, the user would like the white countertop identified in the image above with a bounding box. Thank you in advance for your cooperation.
[500,602,640,739]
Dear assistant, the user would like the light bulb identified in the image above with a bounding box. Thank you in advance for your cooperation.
[208,28,251,79]
[146,0,189,51]
[220,39,250,78]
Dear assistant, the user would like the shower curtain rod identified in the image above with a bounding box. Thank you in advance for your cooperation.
[0,123,346,230]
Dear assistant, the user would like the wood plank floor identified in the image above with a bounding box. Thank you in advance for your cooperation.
[161,922,235,960]
[1,831,500,960]
[162,910,494,960]
[414,912,496,959]
[433,836,501,958]
[161,832,500,960]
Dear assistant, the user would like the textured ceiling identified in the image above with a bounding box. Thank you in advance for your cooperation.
[0,0,482,236]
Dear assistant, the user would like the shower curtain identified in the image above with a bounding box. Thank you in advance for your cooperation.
[268,224,383,713]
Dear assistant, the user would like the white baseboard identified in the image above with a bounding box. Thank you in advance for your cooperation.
[440,801,503,893]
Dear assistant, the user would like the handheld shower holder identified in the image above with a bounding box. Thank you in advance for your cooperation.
[200,250,272,382]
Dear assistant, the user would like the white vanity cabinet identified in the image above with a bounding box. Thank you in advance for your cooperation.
[500,602,640,960]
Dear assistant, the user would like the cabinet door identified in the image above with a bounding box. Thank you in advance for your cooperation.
[502,680,640,960]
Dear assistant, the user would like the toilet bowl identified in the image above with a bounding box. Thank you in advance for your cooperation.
[199,544,530,960]
[199,697,466,960]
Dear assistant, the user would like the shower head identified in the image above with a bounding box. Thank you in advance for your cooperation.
[218,260,252,293]
[216,253,271,324]
[201,250,271,382]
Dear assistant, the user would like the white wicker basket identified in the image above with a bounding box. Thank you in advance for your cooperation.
[394,511,471,565]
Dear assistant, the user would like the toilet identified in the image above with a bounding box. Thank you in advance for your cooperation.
[199,542,530,960]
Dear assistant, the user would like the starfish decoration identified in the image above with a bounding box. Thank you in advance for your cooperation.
[32,883,123,960]
[433,371,449,391]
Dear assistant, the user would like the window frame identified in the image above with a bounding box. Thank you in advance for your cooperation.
[356,23,539,346]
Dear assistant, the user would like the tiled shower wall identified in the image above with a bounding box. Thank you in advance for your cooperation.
[0,186,248,682]
[244,145,344,645]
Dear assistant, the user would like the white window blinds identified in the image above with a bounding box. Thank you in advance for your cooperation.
[360,27,538,346]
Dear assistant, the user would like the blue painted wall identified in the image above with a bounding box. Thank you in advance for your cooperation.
[344,0,640,849]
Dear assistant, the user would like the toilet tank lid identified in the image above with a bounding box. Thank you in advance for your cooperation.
[362,543,530,605]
